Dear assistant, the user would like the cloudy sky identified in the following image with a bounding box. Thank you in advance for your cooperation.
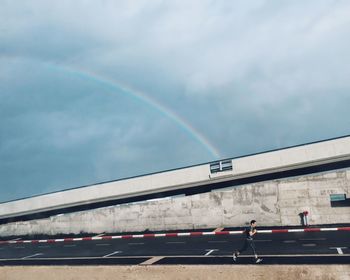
[1,0,350,202]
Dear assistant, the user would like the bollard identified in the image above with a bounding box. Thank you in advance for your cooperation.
[303,211,309,227]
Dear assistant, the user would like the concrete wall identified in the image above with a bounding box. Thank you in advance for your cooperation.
[0,169,349,236]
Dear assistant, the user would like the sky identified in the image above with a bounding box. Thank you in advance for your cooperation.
[1,0,350,202]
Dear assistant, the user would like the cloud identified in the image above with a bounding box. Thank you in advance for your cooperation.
[1,0,350,201]
[2,1,350,95]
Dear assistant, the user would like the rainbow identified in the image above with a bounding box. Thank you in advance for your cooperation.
[34,59,221,159]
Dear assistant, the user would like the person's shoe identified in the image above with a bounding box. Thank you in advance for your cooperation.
[232,252,238,262]
[255,258,263,263]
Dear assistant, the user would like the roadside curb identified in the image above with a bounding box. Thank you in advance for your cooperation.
[1,227,349,245]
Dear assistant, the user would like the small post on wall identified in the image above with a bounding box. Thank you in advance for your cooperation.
[303,210,309,227]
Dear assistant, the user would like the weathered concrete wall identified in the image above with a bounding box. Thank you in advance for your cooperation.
[0,169,349,236]
[278,169,350,225]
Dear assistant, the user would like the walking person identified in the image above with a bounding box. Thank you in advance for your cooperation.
[233,220,263,263]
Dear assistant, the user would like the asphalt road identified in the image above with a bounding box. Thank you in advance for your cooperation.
[0,230,349,265]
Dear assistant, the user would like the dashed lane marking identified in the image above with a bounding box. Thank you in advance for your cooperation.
[302,244,317,247]
[299,238,326,241]
[283,240,297,243]
[14,246,25,249]
[95,243,111,246]
[128,243,144,246]
[166,242,186,244]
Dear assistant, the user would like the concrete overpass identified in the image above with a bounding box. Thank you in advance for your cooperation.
[1,136,350,226]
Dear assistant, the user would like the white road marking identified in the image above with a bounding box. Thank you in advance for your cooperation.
[140,256,164,265]
[228,231,243,235]
[111,236,123,239]
[177,233,191,236]
[0,253,348,262]
[95,243,111,246]
[283,240,297,243]
[202,232,215,235]
[128,243,144,245]
[38,245,50,248]
[299,238,326,241]
[14,246,25,249]
[22,253,43,259]
[103,251,122,258]
[91,237,103,240]
[302,243,317,247]
[329,247,347,255]
[166,242,186,244]
[205,249,218,256]
[337,248,344,255]
[228,253,350,257]
[287,229,304,232]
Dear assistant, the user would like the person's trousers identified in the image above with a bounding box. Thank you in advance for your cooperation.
[238,238,257,256]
